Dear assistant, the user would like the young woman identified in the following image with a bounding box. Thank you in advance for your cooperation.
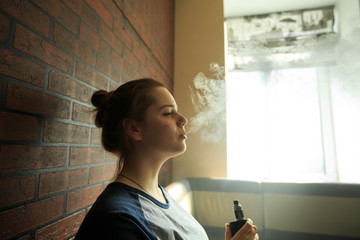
[75,78,258,240]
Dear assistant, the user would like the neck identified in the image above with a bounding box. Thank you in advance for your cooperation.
[115,154,166,202]
[120,163,160,192]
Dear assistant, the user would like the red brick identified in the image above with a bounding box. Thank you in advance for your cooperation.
[105,151,118,162]
[146,59,157,76]
[48,70,92,103]
[53,22,94,67]
[69,147,104,166]
[0,145,67,173]
[0,0,50,38]
[123,47,139,70]
[129,2,142,21]
[136,27,148,48]
[96,55,121,82]
[39,168,87,197]
[13,24,74,74]
[113,19,133,49]
[0,47,45,87]
[72,102,94,124]
[126,21,142,48]
[75,61,108,90]
[108,80,120,91]
[0,112,40,141]
[111,50,133,77]
[113,0,124,10]
[99,21,124,54]
[121,74,131,84]
[102,0,126,27]
[63,0,98,30]
[43,120,89,144]
[86,0,113,28]
[79,21,111,60]
[0,175,36,208]
[6,82,70,118]
[35,210,85,240]
[32,0,78,34]
[91,127,102,145]
[0,196,64,239]
[139,62,151,77]
[122,2,139,35]
[18,234,31,240]
[89,164,117,184]
[132,8,147,38]
[141,42,152,61]
[131,70,143,80]
[0,12,10,42]
[86,206,92,213]
[66,184,103,213]
[132,42,147,66]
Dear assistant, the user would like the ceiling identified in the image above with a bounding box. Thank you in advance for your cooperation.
[224,0,339,18]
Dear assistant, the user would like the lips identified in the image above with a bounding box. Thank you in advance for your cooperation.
[179,132,187,139]
[180,134,187,140]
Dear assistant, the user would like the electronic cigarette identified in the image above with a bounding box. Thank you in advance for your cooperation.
[229,200,247,236]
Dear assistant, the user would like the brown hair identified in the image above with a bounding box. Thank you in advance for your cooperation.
[91,78,164,161]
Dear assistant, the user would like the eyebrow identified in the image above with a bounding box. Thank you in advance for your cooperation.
[159,104,177,110]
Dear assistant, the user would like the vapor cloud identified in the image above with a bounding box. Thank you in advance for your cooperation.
[187,63,226,143]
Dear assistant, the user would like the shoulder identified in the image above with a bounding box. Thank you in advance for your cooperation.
[93,182,142,212]
[75,183,157,239]
[75,212,154,240]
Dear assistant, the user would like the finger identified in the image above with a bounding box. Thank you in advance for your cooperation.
[243,219,257,235]
[254,233,259,240]
[235,221,253,236]
[234,221,258,239]
[225,223,232,240]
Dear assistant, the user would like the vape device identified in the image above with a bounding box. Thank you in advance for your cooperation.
[229,200,247,236]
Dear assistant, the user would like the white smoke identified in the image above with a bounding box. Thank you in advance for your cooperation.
[187,63,226,143]
[187,17,360,144]
[330,17,360,97]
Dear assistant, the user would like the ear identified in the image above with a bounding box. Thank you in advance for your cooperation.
[122,118,142,142]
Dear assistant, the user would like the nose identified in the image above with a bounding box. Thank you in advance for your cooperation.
[177,113,188,127]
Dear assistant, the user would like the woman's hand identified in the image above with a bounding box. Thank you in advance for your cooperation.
[225,219,259,240]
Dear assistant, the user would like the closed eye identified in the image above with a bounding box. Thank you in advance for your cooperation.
[160,104,178,117]
[163,111,174,116]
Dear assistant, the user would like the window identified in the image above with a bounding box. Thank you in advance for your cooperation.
[225,4,360,183]
[226,66,338,182]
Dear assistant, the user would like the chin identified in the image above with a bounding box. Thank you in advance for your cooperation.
[180,142,187,153]
[171,144,187,158]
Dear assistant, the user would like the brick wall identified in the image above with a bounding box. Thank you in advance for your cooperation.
[0,0,175,239]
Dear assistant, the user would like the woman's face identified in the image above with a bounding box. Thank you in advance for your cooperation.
[139,87,188,158]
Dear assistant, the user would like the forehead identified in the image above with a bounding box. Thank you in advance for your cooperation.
[151,87,176,107]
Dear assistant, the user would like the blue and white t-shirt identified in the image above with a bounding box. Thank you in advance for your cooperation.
[75,182,209,240]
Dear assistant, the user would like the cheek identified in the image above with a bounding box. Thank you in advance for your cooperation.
[157,124,173,135]
[157,123,177,140]
[145,120,172,137]
[143,115,177,139]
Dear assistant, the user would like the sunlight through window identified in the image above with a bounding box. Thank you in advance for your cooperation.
[227,66,334,182]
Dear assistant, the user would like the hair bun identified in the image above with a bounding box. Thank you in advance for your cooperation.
[91,90,112,108]
[91,90,113,127]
